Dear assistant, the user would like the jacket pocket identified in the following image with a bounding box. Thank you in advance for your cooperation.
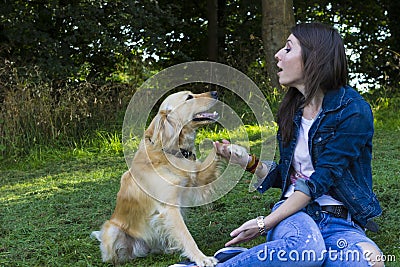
[313,127,335,145]
[312,127,335,158]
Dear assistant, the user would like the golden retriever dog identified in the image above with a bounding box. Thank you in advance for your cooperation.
[91,91,221,266]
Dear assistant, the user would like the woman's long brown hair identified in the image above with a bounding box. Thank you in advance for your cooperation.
[277,22,348,145]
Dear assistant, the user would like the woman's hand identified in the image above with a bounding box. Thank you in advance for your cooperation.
[225,218,261,247]
[225,192,312,247]
[213,139,251,169]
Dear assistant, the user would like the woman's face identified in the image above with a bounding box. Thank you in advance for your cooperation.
[275,34,305,92]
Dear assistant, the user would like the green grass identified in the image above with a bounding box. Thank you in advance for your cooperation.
[1,125,399,266]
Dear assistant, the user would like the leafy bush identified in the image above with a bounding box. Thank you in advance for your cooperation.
[0,64,136,159]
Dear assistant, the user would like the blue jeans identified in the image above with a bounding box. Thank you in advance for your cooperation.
[217,201,380,266]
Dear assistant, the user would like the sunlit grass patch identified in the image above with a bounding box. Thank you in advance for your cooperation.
[0,125,399,266]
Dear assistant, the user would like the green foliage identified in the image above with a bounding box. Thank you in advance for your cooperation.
[1,0,398,159]
[2,0,398,86]
[0,63,135,159]
[1,0,399,87]
[372,97,400,131]
[294,0,400,90]
[0,0,166,81]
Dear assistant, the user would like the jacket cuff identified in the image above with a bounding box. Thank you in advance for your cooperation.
[253,160,277,192]
[294,178,311,197]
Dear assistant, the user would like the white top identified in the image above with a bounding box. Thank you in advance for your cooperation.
[284,116,343,206]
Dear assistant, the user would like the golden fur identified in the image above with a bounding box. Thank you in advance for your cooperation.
[91,91,221,266]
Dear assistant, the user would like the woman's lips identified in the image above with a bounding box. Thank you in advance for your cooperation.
[277,64,282,76]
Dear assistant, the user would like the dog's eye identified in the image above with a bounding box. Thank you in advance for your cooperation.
[186,95,193,101]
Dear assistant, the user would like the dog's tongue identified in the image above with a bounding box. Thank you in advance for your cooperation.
[199,112,217,118]
[194,111,219,120]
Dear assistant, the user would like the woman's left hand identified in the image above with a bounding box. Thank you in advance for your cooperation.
[225,218,261,247]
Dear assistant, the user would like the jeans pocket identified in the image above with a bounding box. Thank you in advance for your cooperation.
[316,212,330,231]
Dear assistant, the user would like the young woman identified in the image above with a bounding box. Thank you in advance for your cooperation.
[212,22,384,266]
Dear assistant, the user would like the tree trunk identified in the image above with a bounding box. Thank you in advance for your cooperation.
[207,0,218,62]
[261,0,295,90]
[217,0,226,63]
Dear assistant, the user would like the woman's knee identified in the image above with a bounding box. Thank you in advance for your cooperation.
[357,242,384,267]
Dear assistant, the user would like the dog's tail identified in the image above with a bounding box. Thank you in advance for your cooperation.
[91,220,150,264]
[90,230,102,241]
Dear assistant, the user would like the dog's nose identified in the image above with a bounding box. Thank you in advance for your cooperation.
[210,91,218,99]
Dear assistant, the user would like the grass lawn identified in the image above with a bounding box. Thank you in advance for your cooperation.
[0,128,399,266]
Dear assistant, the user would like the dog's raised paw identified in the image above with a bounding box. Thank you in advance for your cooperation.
[194,256,219,267]
[227,144,248,158]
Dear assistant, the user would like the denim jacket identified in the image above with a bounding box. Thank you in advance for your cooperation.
[256,86,382,228]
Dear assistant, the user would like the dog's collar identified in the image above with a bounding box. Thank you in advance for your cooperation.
[163,148,196,161]
[147,138,196,160]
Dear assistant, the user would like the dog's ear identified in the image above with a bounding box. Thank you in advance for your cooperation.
[144,115,157,139]
[146,109,179,149]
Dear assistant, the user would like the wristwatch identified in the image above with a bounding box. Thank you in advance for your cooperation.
[256,216,267,236]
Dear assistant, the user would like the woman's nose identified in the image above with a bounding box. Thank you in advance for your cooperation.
[274,50,280,61]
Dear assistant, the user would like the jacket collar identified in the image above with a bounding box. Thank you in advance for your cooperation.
[321,86,348,112]
[294,86,349,124]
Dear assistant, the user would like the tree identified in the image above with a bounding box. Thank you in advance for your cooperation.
[293,0,397,92]
[261,0,295,90]
[0,0,397,93]
[0,0,183,82]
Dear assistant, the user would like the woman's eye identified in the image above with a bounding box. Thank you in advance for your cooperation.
[186,95,193,100]
[284,48,291,53]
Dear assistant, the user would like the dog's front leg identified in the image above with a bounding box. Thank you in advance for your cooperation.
[163,206,218,267]
[196,147,221,186]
